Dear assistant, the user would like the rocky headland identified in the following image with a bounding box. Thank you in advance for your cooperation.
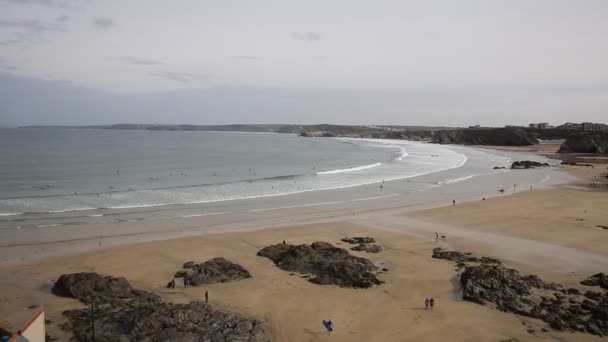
[432,128,538,146]
[52,272,268,342]
[559,132,608,154]
[257,241,383,288]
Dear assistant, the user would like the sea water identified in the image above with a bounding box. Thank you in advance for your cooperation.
[0,128,562,231]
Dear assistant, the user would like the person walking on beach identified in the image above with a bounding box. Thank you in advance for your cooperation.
[425,297,430,310]
[452,200,456,206]
[205,290,208,303]
[322,319,334,335]
[429,297,435,310]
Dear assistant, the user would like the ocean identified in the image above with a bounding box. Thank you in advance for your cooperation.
[0,128,565,232]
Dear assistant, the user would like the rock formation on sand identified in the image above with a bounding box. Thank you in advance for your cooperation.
[351,244,383,253]
[511,160,550,169]
[257,241,383,288]
[432,248,501,267]
[52,272,160,305]
[460,264,608,336]
[341,236,382,253]
[53,272,268,342]
[341,236,376,244]
[175,257,252,285]
[580,273,608,290]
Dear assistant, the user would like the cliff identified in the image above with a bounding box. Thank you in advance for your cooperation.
[558,132,608,153]
[432,128,538,146]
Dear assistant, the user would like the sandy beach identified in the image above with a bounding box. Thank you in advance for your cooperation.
[1,146,607,341]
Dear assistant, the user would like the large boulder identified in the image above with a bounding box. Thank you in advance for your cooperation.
[52,272,160,305]
[177,257,252,285]
[257,241,382,288]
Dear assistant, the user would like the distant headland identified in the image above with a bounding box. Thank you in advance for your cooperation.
[19,122,608,153]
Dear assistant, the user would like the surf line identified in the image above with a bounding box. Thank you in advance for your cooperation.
[247,193,399,213]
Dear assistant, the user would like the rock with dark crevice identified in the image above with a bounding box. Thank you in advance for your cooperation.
[257,241,383,288]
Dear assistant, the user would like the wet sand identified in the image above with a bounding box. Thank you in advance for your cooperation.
[1,149,608,341]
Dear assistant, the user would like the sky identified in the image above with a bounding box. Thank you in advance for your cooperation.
[0,0,607,127]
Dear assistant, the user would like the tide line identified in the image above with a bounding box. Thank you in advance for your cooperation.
[247,193,399,212]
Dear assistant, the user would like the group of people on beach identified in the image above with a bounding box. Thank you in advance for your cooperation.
[167,278,209,303]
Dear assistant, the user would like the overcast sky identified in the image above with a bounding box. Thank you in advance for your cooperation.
[1,0,607,126]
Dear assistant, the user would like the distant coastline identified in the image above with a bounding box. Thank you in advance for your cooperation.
[16,123,608,152]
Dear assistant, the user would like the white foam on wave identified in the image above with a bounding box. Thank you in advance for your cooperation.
[0,212,23,216]
[36,223,62,228]
[317,162,382,175]
[437,175,475,185]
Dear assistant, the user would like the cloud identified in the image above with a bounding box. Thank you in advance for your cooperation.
[0,0,73,9]
[149,71,208,83]
[0,19,65,32]
[113,56,163,66]
[0,39,22,45]
[291,32,320,42]
[230,55,264,61]
[93,17,116,30]
[56,14,70,22]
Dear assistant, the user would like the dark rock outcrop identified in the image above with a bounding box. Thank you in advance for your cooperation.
[559,133,608,154]
[432,248,502,266]
[511,161,550,169]
[460,264,608,336]
[581,273,608,290]
[351,244,383,253]
[175,257,252,285]
[257,242,383,288]
[52,272,160,305]
[341,237,376,244]
[62,301,267,342]
[54,272,268,342]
